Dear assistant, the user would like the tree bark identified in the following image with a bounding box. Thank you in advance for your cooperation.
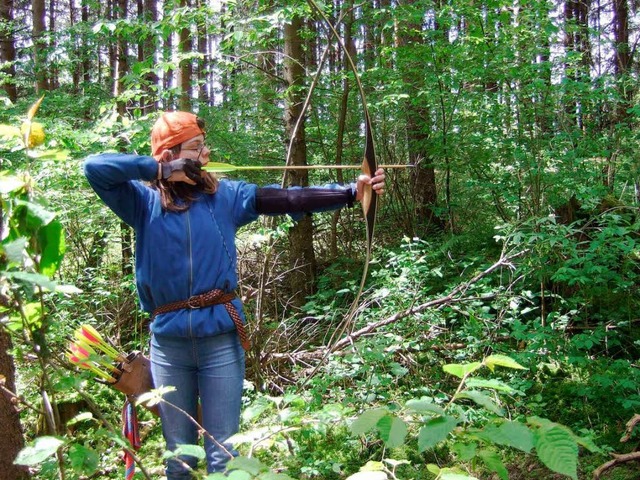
[177,0,192,111]
[107,0,117,95]
[331,1,355,258]
[0,330,29,479]
[397,0,443,232]
[115,0,129,117]
[32,0,48,93]
[140,0,158,112]
[196,0,208,105]
[0,0,17,101]
[284,14,315,307]
[81,0,91,85]
[47,0,58,89]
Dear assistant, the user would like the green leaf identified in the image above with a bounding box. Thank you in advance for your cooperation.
[0,124,21,140]
[479,421,534,453]
[228,471,252,480]
[66,412,94,427]
[466,378,518,394]
[440,470,479,479]
[28,149,70,161]
[345,472,387,480]
[417,416,458,452]
[484,354,527,372]
[376,415,408,448]
[242,398,271,423]
[360,461,385,471]
[258,473,296,480]
[451,442,477,461]
[534,425,578,479]
[478,449,509,480]
[14,436,64,466]
[174,444,206,460]
[18,301,43,328]
[68,444,99,474]
[443,362,482,378]
[3,271,57,291]
[576,433,601,453]
[455,390,504,416]
[406,397,445,416]
[38,219,65,277]
[15,199,56,230]
[227,456,267,475]
[2,238,28,264]
[383,458,410,468]
[350,408,387,435]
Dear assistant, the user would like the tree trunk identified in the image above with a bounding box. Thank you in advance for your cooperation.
[107,0,117,95]
[284,14,315,307]
[115,0,129,117]
[81,0,90,85]
[70,0,80,90]
[177,0,192,111]
[196,0,208,105]
[397,0,443,232]
[32,0,48,93]
[163,13,174,109]
[613,0,630,77]
[47,0,58,89]
[609,0,631,191]
[0,0,17,101]
[0,330,29,479]
[331,1,355,258]
[140,0,158,112]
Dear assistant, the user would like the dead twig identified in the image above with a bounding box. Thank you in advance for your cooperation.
[593,414,640,479]
[264,249,526,370]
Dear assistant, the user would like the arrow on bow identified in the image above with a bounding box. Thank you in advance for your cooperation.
[202,162,411,174]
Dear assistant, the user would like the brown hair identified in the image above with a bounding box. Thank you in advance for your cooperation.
[153,117,219,212]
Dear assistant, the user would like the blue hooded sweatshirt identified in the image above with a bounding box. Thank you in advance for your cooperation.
[84,153,352,338]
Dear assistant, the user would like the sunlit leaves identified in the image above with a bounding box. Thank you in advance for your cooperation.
[418,416,459,452]
[533,424,579,480]
[14,436,64,466]
[478,421,534,453]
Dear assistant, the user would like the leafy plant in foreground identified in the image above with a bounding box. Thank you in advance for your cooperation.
[349,354,598,480]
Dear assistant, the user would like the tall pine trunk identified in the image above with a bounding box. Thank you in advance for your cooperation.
[32,0,48,93]
[0,0,17,101]
[177,0,192,111]
[0,330,29,479]
[398,0,443,233]
[115,0,129,116]
[284,14,315,307]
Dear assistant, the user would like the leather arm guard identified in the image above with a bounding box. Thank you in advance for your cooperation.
[256,185,356,215]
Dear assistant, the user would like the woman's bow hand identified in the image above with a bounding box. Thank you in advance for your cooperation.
[355,168,386,202]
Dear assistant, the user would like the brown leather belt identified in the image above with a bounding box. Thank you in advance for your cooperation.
[152,289,250,350]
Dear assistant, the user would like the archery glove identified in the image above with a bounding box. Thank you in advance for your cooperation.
[161,158,204,185]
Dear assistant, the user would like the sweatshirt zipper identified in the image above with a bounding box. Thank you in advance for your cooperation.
[187,209,193,336]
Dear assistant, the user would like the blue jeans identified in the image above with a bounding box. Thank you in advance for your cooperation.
[150,332,245,479]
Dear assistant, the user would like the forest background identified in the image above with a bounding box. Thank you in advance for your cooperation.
[1,0,640,478]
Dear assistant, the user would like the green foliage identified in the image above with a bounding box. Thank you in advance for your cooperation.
[3,0,640,476]
[345,355,590,479]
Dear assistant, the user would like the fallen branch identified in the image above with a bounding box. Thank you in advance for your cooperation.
[593,414,640,479]
[265,249,525,367]
[593,451,640,479]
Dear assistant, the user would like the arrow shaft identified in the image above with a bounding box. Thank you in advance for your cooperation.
[204,163,411,172]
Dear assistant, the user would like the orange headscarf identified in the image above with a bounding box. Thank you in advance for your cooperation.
[151,112,205,160]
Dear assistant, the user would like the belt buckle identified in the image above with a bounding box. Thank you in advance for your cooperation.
[187,295,202,309]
